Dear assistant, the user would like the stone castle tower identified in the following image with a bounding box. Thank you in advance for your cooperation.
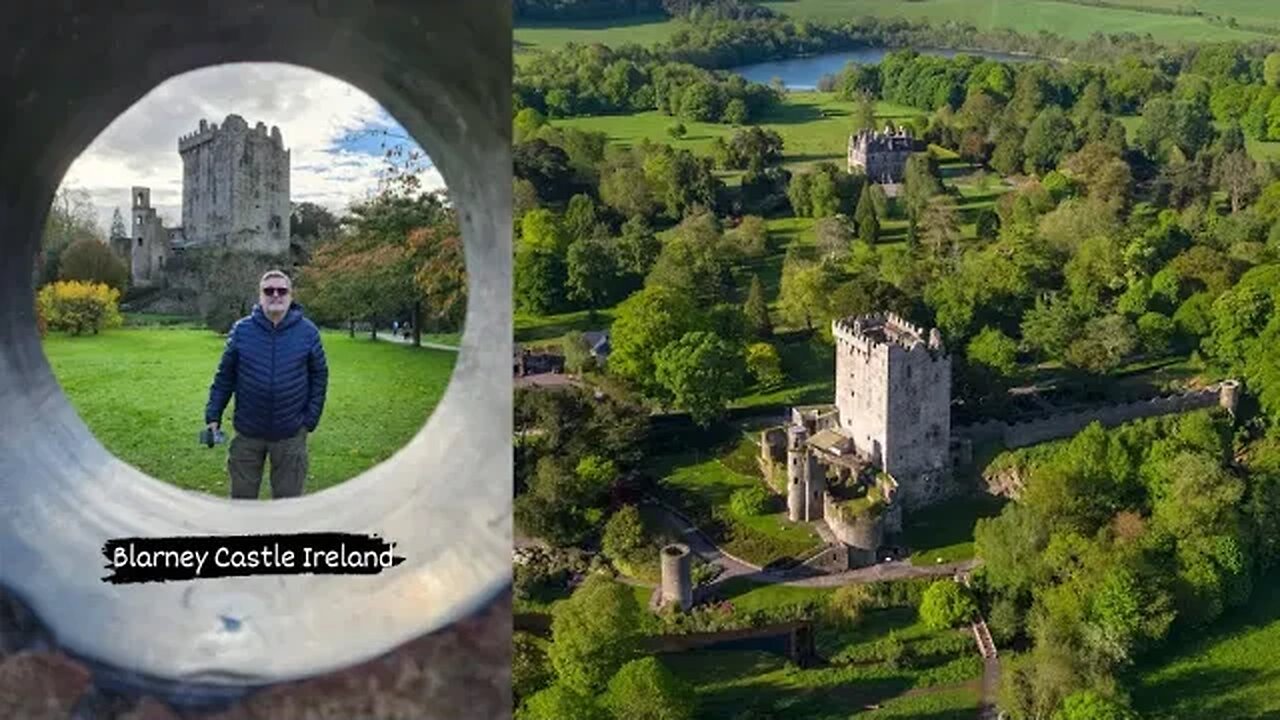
[129,186,170,287]
[177,114,291,253]
[786,423,825,522]
[832,313,951,507]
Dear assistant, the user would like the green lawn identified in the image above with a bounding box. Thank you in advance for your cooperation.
[653,435,823,566]
[515,307,617,347]
[556,93,928,175]
[902,492,1007,564]
[42,327,458,497]
[1133,571,1280,720]
[664,603,982,719]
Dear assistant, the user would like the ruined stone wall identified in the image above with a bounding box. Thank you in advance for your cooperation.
[954,386,1224,450]
[822,491,883,564]
[180,115,290,254]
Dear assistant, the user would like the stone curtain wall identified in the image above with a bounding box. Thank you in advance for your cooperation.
[956,386,1223,449]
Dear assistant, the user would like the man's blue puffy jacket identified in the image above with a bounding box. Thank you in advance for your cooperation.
[205,303,329,441]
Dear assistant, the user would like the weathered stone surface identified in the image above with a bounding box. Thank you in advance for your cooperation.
[0,590,510,719]
[0,651,93,720]
[121,590,511,720]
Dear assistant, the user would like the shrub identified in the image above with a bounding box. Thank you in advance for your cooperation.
[827,584,873,625]
[919,580,978,630]
[602,505,648,563]
[745,342,784,389]
[730,485,771,517]
[36,280,123,335]
[57,237,128,291]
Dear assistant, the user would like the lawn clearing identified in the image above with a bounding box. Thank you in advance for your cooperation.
[556,93,927,175]
[902,492,1007,564]
[1133,571,1280,720]
[42,327,457,497]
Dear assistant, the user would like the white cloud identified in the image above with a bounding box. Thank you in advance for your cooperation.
[58,62,444,235]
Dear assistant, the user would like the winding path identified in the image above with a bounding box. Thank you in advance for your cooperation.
[642,499,980,592]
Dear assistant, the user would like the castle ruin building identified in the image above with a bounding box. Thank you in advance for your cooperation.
[847,125,917,184]
[762,312,952,571]
[115,114,291,288]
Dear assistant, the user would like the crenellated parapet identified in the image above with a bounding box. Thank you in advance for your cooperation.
[832,312,946,357]
[178,114,287,154]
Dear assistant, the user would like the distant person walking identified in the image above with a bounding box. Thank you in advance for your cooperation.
[205,270,329,499]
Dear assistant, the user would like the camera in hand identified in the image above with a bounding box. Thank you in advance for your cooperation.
[199,427,226,447]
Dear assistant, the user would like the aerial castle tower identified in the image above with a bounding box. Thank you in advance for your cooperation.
[832,313,952,508]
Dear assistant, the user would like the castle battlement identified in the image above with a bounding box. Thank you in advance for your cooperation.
[832,313,945,356]
[178,115,286,153]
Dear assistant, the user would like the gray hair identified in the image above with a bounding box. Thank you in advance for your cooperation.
[259,269,291,288]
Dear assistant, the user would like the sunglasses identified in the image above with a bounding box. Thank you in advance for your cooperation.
[262,287,290,297]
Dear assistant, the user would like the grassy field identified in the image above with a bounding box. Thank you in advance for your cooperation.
[653,435,824,566]
[901,492,1007,564]
[1133,571,1280,719]
[515,0,1277,53]
[557,93,928,175]
[665,599,983,719]
[42,327,458,497]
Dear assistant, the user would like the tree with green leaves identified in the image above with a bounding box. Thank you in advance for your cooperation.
[1052,690,1137,720]
[745,341,784,389]
[851,91,877,133]
[743,274,772,338]
[513,633,555,707]
[566,237,618,310]
[855,183,880,244]
[548,576,644,694]
[519,683,606,720]
[654,330,746,425]
[919,580,978,630]
[602,505,648,565]
[778,255,836,332]
[902,153,943,224]
[57,237,128,291]
[603,657,698,720]
[609,285,704,396]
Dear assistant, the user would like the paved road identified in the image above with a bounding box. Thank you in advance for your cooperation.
[372,332,460,352]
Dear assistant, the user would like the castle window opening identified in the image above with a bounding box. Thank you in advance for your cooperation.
[137,237,142,246]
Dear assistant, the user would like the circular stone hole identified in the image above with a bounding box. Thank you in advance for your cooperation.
[40,62,465,500]
[663,545,687,557]
[0,4,510,697]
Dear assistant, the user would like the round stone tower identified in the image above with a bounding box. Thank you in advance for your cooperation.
[659,544,693,612]
[1219,380,1241,418]
[787,424,809,522]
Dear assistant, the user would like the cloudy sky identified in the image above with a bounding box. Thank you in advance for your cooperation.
[59,62,446,234]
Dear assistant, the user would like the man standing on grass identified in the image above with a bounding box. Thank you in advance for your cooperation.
[205,270,329,499]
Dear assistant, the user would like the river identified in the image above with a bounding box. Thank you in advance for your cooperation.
[730,47,1039,90]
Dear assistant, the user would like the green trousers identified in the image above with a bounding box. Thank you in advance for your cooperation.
[227,428,309,499]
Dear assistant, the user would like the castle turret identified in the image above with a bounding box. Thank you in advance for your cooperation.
[804,452,825,522]
[787,424,809,522]
[659,544,693,612]
[1219,380,1241,418]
